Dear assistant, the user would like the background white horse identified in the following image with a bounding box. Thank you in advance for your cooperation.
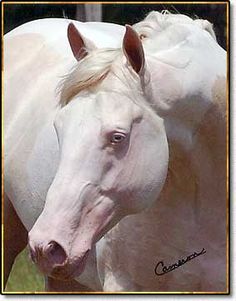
[94,11,227,292]
[4,11,227,292]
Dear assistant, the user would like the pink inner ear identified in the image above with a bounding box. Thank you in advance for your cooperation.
[67,23,87,61]
[123,25,145,74]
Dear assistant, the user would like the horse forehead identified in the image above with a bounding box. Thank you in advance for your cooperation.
[96,92,140,120]
[162,24,197,44]
[61,95,131,129]
[136,21,208,53]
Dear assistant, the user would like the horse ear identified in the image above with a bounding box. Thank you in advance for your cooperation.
[67,23,96,61]
[123,25,145,74]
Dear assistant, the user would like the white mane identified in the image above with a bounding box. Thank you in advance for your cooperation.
[59,10,217,107]
[133,10,216,41]
[59,48,144,107]
[59,49,119,106]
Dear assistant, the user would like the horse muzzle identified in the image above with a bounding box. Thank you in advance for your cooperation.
[28,239,90,280]
[28,194,119,280]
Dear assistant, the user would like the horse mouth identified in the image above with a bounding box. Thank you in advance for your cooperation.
[49,249,90,280]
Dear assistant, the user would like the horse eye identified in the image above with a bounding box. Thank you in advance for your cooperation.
[110,133,126,145]
[140,34,147,40]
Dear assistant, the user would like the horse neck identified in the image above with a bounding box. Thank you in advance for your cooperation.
[189,76,227,221]
[140,43,226,232]
[152,75,227,240]
[143,40,226,145]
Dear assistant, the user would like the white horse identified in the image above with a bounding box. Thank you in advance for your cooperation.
[94,12,227,292]
[4,11,227,292]
[4,16,169,291]
[3,18,125,291]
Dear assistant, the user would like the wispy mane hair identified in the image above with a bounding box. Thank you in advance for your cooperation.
[133,10,216,40]
[59,48,121,107]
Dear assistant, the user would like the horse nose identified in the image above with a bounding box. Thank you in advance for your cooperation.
[29,241,67,267]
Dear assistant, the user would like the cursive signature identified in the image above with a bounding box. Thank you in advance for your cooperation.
[154,248,206,276]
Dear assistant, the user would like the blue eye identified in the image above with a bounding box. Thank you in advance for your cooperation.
[110,132,127,145]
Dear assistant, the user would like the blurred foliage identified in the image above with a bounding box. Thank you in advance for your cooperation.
[5,248,44,293]
[4,3,227,49]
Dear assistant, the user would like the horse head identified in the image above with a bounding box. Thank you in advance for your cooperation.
[133,11,226,151]
[28,24,169,280]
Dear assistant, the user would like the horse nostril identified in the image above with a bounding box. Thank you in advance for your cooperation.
[44,241,67,265]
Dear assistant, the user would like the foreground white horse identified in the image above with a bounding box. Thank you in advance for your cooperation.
[4,19,126,291]
[4,16,169,291]
[4,11,227,292]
